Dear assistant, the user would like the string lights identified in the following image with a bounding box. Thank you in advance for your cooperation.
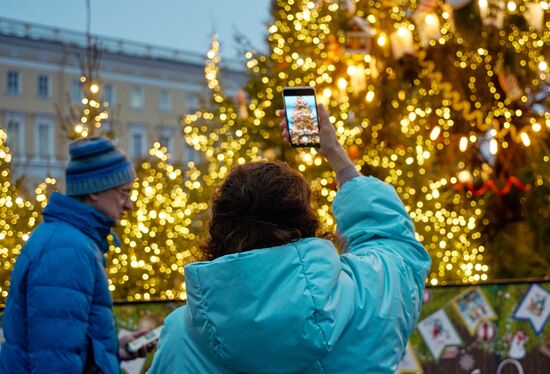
[182,0,549,285]
[107,143,207,302]
[2,1,548,306]
[0,130,45,302]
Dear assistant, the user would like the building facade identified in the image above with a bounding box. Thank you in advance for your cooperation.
[0,17,247,192]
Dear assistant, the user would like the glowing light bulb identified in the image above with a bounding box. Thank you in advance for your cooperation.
[323,88,332,98]
[377,33,388,47]
[539,61,548,71]
[489,138,498,155]
[520,133,531,147]
[337,78,347,90]
[425,14,437,26]
[365,91,375,102]
[457,170,473,184]
[397,27,408,38]
[430,126,441,141]
[90,84,99,94]
[459,137,468,152]
[507,1,516,12]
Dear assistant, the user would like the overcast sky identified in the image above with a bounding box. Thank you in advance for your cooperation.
[1,0,271,59]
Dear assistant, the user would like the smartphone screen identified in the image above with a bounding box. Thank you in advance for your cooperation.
[126,325,163,353]
[283,87,320,147]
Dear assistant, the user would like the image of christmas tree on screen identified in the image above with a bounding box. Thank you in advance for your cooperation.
[287,95,320,145]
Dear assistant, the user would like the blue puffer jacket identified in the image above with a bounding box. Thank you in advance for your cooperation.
[148,176,432,373]
[0,193,119,373]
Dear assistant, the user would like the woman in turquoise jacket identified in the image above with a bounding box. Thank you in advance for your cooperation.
[148,106,431,373]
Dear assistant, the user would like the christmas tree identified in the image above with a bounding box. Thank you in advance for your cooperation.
[106,143,206,302]
[184,0,549,285]
[3,1,547,305]
[290,96,320,144]
[0,130,46,305]
[0,43,204,304]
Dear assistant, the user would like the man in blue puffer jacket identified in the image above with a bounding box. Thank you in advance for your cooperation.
[148,106,431,373]
[0,137,150,373]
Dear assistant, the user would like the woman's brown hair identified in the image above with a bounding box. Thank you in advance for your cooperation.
[201,161,320,260]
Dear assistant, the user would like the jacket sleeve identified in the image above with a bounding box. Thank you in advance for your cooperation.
[333,176,431,371]
[26,245,95,373]
[334,176,430,286]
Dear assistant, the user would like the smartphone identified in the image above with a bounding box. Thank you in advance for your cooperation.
[126,325,163,353]
[283,86,320,147]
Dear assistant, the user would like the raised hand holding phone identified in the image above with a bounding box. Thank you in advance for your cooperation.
[278,103,357,186]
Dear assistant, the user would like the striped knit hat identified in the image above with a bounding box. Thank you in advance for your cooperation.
[66,137,136,196]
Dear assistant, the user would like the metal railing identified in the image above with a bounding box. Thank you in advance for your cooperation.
[0,17,244,71]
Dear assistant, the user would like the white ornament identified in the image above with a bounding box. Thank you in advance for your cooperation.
[476,320,496,341]
[415,12,442,46]
[524,3,544,31]
[508,331,528,359]
[479,0,505,28]
[345,16,374,55]
[343,0,356,16]
[390,27,415,59]
[347,64,367,95]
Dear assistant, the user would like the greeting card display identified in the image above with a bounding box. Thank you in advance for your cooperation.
[418,308,463,360]
[453,287,496,335]
[512,283,550,335]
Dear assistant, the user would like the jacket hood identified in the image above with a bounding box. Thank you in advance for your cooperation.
[42,192,115,254]
[183,238,355,373]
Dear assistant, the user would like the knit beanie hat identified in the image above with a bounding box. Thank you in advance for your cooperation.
[66,137,136,196]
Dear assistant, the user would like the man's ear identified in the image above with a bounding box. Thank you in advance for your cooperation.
[88,193,99,202]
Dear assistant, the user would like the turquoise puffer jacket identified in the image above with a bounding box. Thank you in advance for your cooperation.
[148,176,431,373]
[0,193,119,373]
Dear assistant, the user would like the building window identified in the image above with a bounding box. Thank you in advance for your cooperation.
[130,126,147,160]
[5,115,24,156]
[184,145,201,164]
[103,84,116,105]
[158,90,172,113]
[37,75,50,98]
[35,119,54,160]
[158,127,174,155]
[130,87,145,109]
[71,79,83,103]
[7,71,20,95]
[186,93,199,112]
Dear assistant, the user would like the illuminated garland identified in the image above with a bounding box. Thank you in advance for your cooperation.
[417,50,485,128]
[450,176,531,196]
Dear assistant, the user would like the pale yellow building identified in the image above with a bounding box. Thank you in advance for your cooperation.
[0,17,246,192]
